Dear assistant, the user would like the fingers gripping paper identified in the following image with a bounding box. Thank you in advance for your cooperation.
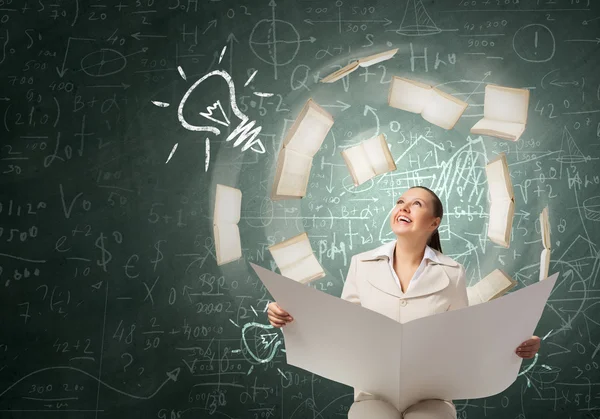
[250,263,558,411]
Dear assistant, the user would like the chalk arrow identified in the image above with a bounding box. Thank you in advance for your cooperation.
[131,32,167,40]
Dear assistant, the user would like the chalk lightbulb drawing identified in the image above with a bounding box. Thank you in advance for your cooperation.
[151,45,269,168]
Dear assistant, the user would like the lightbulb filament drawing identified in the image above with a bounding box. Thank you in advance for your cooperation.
[199,100,230,127]
[152,44,269,167]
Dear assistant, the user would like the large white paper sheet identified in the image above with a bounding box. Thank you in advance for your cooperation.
[251,262,401,402]
[250,263,558,411]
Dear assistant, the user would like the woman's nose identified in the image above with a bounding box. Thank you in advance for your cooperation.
[396,207,410,217]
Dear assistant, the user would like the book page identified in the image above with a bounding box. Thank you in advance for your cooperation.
[470,118,525,141]
[540,207,551,249]
[270,233,314,272]
[320,61,359,83]
[342,144,376,186]
[280,253,325,284]
[421,89,468,130]
[483,85,530,125]
[466,286,485,306]
[362,134,396,176]
[214,184,242,224]
[284,102,333,156]
[213,224,241,266]
[488,199,514,247]
[274,149,312,197]
[388,77,432,114]
[476,269,516,302]
[486,154,513,201]
[539,248,551,282]
[358,48,399,67]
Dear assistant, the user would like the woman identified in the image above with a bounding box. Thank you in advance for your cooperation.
[268,186,541,419]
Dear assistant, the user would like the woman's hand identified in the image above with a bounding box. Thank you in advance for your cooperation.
[267,302,293,328]
[515,335,541,359]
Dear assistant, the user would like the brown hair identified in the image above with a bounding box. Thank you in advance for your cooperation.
[409,186,443,253]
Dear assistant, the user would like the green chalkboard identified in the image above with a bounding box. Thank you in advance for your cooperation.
[1,0,599,418]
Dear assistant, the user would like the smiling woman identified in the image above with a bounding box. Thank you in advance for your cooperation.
[267,185,541,419]
[391,186,444,254]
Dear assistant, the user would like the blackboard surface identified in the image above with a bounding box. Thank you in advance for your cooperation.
[1,0,599,418]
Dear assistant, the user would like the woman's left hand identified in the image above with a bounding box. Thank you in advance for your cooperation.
[515,335,541,359]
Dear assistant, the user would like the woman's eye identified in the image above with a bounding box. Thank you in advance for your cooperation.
[414,201,421,206]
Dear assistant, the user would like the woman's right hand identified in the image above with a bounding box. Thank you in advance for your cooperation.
[267,302,293,328]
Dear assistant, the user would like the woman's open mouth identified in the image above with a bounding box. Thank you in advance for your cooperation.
[396,215,412,224]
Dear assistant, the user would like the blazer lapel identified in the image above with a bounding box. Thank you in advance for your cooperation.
[361,259,404,298]
[359,244,458,299]
[402,263,450,299]
[403,249,458,298]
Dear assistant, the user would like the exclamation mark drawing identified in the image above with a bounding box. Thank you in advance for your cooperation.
[534,30,539,56]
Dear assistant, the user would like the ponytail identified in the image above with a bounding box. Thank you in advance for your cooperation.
[427,229,443,253]
[410,185,444,254]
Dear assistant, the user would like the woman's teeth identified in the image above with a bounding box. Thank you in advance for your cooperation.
[397,216,411,223]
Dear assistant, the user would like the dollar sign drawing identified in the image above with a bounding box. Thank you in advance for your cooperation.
[151,240,165,272]
[95,232,113,272]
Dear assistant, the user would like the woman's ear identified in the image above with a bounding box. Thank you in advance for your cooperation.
[430,217,441,230]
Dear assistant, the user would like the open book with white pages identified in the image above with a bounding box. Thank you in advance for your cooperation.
[251,263,558,412]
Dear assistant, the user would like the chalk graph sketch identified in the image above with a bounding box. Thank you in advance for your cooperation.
[249,0,312,80]
[1,0,600,418]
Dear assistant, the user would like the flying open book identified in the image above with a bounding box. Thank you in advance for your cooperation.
[341,134,397,186]
[539,207,551,282]
[271,99,334,200]
[470,84,530,142]
[251,262,558,413]
[486,153,515,248]
[320,48,399,83]
[268,232,325,284]
[213,184,242,266]
[467,269,517,306]
[388,76,468,130]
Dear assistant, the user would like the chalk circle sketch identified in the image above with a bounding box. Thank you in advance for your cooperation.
[80,48,128,77]
[512,24,555,63]
[241,322,282,365]
[341,174,377,194]
[453,148,487,187]
[243,196,274,228]
[583,196,600,221]
[389,0,442,36]
[249,18,301,78]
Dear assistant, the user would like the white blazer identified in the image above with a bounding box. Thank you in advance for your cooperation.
[340,241,469,405]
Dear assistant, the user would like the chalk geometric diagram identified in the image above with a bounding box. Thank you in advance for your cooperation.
[388,0,442,36]
[249,0,308,80]
[557,126,588,164]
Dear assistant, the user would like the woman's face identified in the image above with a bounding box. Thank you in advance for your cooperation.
[389,188,440,239]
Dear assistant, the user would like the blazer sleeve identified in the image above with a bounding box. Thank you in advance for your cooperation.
[449,263,469,310]
[340,255,361,305]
